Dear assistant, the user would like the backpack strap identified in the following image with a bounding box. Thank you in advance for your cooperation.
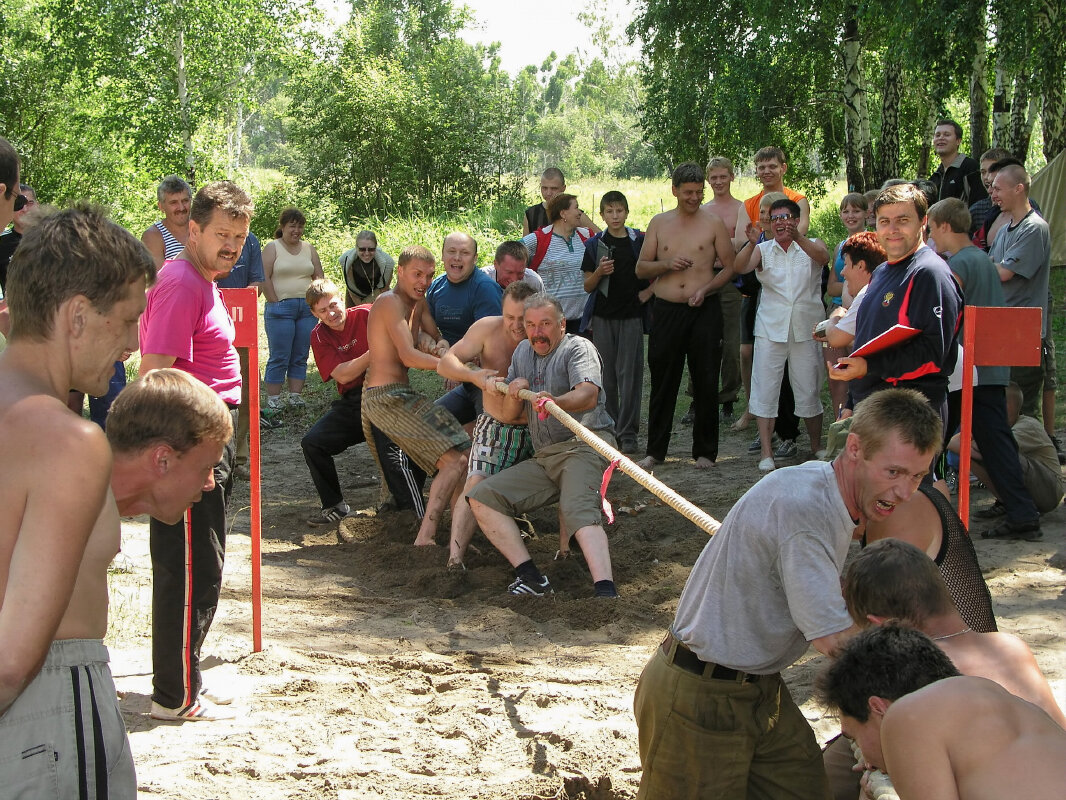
[529,225,553,270]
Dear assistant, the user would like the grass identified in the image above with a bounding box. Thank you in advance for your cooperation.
[1,176,1063,432]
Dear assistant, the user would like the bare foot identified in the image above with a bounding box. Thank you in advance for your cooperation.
[695,457,716,469]
[413,533,439,547]
[446,556,466,570]
[636,455,662,470]
[731,413,752,432]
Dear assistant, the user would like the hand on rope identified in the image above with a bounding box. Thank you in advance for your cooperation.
[487,379,722,536]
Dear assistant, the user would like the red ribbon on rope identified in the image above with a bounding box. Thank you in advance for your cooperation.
[600,457,621,523]
[534,396,552,420]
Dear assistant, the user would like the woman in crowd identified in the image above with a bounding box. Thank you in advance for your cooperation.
[262,207,323,408]
[521,192,592,333]
[339,229,395,307]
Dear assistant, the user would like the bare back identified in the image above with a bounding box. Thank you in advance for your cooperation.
[365,290,418,388]
[884,677,1066,800]
[641,207,729,303]
[0,364,114,710]
[938,632,1066,727]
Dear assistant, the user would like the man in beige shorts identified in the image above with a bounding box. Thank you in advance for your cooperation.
[467,293,618,598]
[362,244,470,547]
[436,280,538,568]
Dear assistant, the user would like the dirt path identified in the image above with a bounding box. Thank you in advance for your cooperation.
[108,404,1066,799]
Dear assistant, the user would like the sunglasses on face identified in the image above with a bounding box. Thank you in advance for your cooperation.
[13,194,28,212]
[770,214,797,222]
[358,246,376,253]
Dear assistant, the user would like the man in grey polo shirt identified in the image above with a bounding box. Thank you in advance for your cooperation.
[467,292,618,598]
[988,164,1055,448]
[633,388,942,799]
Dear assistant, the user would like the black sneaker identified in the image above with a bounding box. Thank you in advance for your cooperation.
[976,501,1007,520]
[310,502,351,525]
[1052,435,1066,465]
[981,518,1042,542]
[507,575,553,596]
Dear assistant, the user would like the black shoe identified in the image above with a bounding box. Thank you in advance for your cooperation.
[981,518,1042,542]
[976,501,1007,520]
[680,407,694,426]
[721,402,733,419]
[1052,435,1066,465]
[507,575,553,596]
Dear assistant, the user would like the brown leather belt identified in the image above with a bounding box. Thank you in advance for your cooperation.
[660,632,760,683]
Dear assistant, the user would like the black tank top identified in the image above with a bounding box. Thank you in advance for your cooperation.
[923,484,999,633]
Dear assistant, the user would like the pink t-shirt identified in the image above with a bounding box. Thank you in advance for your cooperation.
[139,259,242,405]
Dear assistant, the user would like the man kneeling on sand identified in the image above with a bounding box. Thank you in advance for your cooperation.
[467,293,618,598]
[436,280,538,568]
[361,244,470,546]
[817,623,1066,800]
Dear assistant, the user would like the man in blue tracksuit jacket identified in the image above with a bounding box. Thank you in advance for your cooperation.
[832,183,962,422]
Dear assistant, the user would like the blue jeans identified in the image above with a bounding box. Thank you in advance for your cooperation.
[264,297,315,384]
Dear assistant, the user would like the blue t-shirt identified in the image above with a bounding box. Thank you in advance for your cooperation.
[425,268,503,345]
[217,231,265,289]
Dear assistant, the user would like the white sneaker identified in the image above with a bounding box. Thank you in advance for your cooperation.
[150,697,236,721]
[266,395,283,410]
[288,393,306,407]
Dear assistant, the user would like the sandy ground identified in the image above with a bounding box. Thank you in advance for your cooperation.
[107,399,1066,800]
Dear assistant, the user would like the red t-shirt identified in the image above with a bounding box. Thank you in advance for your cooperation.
[310,305,370,395]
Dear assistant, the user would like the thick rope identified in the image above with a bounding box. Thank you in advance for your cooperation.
[850,740,899,800]
[491,381,721,535]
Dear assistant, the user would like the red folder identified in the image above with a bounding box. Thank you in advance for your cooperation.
[849,324,920,358]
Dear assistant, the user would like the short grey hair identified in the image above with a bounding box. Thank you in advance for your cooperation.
[524,292,564,321]
[157,174,192,202]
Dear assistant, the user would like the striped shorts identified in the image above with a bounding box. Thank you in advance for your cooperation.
[468,414,534,477]
[0,639,135,799]
[362,383,470,476]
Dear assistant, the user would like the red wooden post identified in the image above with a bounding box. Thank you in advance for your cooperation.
[221,288,262,652]
[957,305,1042,529]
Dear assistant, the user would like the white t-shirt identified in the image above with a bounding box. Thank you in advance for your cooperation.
[480,265,544,292]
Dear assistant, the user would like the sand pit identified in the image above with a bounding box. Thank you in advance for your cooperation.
[107,404,1066,799]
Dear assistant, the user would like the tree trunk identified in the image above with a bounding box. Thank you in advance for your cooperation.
[1036,0,1066,158]
[876,56,902,184]
[841,9,865,192]
[1008,72,1032,160]
[916,102,939,179]
[969,8,989,159]
[992,60,1011,148]
[174,20,196,186]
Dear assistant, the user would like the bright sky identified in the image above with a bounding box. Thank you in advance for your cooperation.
[459,0,638,74]
[316,0,639,75]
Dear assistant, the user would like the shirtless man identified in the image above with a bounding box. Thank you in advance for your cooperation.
[362,245,470,547]
[823,538,1064,800]
[436,280,537,567]
[0,205,155,797]
[742,146,811,236]
[818,624,1066,800]
[636,162,736,470]
[108,368,235,527]
[702,157,751,421]
[141,175,192,267]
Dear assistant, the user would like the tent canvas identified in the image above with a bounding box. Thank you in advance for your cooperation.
[1030,147,1065,266]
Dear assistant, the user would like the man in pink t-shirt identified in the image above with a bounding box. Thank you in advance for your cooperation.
[301,279,426,525]
[138,180,252,722]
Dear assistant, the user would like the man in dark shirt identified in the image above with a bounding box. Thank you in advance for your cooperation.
[580,190,651,453]
[929,119,987,205]
[832,183,962,421]
[0,183,36,293]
